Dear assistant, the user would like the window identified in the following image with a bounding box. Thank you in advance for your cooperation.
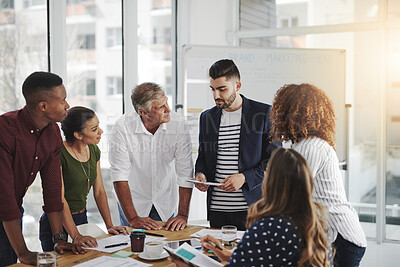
[66,0,123,236]
[23,0,44,8]
[2,0,175,251]
[106,76,122,95]
[86,79,96,95]
[280,18,288,27]
[0,0,47,252]
[0,0,15,24]
[152,0,171,9]
[238,0,400,244]
[78,34,95,50]
[138,0,173,102]
[1,0,14,10]
[106,28,122,47]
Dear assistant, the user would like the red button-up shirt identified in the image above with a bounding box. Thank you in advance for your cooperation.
[0,106,63,221]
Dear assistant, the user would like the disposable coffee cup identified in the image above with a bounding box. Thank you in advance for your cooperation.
[143,241,165,258]
[130,231,146,252]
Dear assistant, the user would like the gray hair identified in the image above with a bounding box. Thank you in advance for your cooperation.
[131,82,165,114]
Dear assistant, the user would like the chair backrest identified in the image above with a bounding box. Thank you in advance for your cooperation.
[67,223,107,242]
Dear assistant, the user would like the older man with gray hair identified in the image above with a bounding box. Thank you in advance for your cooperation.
[108,82,194,231]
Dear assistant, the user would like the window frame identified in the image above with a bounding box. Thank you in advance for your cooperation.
[234,0,390,244]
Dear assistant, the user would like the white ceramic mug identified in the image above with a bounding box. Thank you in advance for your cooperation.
[143,241,165,258]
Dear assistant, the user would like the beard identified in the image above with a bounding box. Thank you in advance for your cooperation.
[215,91,236,109]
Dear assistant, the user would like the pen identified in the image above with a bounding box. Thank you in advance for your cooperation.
[144,232,165,237]
[104,242,128,248]
[206,241,223,251]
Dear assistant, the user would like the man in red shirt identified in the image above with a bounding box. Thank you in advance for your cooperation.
[0,72,85,265]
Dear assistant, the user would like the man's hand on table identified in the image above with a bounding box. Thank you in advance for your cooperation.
[18,250,38,265]
[130,216,162,230]
[107,225,130,235]
[73,235,98,248]
[54,240,86,255]
[164,214,188,231]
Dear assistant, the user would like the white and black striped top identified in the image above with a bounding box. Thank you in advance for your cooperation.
[210,108,248,212]
[292,137,367,247]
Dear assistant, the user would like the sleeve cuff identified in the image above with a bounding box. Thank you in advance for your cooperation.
[177,177,194,188]
[110,172,129,182]
[42,202,64,213]
[0,208,22,221]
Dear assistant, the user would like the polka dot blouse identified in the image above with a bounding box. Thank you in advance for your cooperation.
[227,215,303,267]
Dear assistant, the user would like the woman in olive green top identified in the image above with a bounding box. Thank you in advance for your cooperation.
[39,106,128,251]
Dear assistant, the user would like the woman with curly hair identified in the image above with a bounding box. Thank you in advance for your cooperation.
[171,148,330,266]
[270,83,366,267]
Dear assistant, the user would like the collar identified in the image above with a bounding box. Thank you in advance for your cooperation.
[133,111,167,135]
[20,106,42,134]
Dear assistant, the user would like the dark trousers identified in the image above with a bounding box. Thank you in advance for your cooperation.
[209,210,247,231]
[39,211,88,252]
[0,220,20,266]
[117,203,162,226]
[333,233,366,267]
[0,208,23,266]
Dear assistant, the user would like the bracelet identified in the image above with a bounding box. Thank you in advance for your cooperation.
[72,234,82,244]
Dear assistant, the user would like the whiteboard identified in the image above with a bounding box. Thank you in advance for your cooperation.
[181,45,347,162]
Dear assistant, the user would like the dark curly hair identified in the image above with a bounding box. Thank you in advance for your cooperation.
[270,83,336,147]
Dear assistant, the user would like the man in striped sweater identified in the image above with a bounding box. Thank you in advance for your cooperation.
[194,59,280,230]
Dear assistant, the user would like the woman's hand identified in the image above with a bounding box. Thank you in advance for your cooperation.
[73,234,98,247]
[107,225,130,235]
[201,235,232,262]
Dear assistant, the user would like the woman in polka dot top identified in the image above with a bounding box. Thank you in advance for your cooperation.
[200,148,330,266]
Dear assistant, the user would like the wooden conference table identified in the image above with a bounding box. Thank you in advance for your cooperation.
[13,224,210,267]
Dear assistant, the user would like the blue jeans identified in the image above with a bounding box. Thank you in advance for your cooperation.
[39,210,88,252]
[117,203,162,226]
[0,208,23,266]
[333,233,366,267]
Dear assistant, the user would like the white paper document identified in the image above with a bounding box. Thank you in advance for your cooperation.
[190,229,245,240]
[164,242,223,267]
[73,255,150,267]
[85,234,166,253]
[187,179,225,187]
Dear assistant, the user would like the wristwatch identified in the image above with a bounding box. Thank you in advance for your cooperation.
[52,231,67,243]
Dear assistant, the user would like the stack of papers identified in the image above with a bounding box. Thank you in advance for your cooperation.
[164,242,223,267]
[73,255,150,267]
[190,229,245,240]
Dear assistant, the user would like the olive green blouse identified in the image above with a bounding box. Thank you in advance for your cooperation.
[61,144,100,213]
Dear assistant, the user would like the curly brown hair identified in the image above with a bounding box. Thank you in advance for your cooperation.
[270,83,336,146]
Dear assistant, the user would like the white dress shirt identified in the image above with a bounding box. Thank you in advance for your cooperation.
[108,110,194,221]
[292,137,367,247]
